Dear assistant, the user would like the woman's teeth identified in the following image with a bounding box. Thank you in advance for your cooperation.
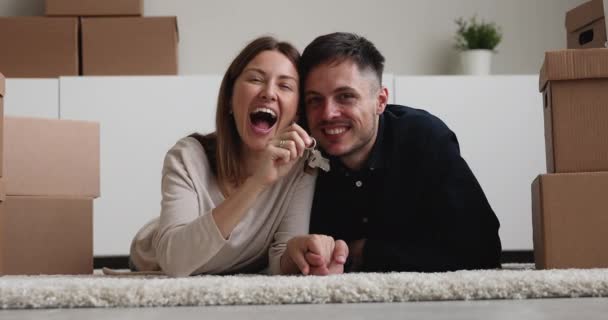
[251,107,277,119]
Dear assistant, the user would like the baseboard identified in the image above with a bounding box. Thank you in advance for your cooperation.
[94,250,534,270]
[500,250,534,264]
[94,256,130,269]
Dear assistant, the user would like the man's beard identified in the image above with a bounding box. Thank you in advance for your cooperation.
[332,119,377,160]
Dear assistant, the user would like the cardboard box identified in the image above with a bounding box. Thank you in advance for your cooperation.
[566,0,608,49]
[0,73,4,177]
[0,195,93,275]
[0,17,79,78]
[539,49,608,173]
[3,116,100,198]
[81,17,178,75]
[46,0,143,17]
[532,173,608,269]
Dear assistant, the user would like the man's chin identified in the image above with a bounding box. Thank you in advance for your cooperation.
[320,143,351,158]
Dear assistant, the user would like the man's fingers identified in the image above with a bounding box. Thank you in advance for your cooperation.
[333,239,349,264]
[288,248,310,275]
[309,265,330,276]
[327,261,345,275]
[305,252,325,267]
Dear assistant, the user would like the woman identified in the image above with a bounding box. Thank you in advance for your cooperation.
[130,36,319,276]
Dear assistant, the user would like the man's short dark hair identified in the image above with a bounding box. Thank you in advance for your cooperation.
[299,32,385,88]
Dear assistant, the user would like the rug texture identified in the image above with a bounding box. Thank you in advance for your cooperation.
[1,266,608,309]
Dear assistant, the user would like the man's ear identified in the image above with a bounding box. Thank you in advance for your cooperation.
[376,86,389,114]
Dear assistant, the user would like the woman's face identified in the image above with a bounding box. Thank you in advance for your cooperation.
[231,50,299,152]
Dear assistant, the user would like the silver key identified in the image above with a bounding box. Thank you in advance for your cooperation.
[305,138,330,172]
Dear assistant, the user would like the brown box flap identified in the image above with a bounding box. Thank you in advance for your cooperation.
[0,72,4,97]
[566,0,605,32]
[45,0,143,16]
[539,49,608,91]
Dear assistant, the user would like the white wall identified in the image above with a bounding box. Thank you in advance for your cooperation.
[1,0,587,75]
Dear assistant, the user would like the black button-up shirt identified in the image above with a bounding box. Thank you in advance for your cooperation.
[309,105,502,272]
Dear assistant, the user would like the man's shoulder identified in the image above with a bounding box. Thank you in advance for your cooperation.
[383,104,451,139]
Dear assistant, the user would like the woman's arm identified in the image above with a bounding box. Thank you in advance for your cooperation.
[153,139,231,277]
[267,170,316,275]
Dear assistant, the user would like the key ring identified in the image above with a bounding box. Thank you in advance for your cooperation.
[306,137,317,150]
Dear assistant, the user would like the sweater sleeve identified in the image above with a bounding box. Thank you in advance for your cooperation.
[267,170,316,275]
[153,139,229,277]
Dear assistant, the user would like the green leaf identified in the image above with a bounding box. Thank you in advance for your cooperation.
[454,15,502,51]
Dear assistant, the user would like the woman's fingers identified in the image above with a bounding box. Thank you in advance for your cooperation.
[268,144,291,164]
[279,139,298,161]
[277,131,305,159]
[289,123,313,148]
[275,123,312,158]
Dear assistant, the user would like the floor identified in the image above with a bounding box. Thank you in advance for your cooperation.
[2,297,607,320]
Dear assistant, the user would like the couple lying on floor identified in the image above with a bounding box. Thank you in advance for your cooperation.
[129,32,502,277]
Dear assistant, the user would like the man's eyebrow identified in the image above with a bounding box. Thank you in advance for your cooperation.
[305,86,355,96]
[333,86,355,93]
[305,90,322,96]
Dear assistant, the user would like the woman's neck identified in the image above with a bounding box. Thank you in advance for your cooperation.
[240,145,264,177]
[220,145,264,198]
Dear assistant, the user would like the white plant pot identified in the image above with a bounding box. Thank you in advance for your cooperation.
[459,49,493,75]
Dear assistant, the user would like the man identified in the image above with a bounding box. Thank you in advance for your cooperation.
[283,32,501,274]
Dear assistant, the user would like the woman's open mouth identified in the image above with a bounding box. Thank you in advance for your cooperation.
[249,107,278,134]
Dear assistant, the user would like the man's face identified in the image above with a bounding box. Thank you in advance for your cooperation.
[304,60,387,167]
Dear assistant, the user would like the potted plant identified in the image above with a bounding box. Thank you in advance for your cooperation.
[454,15,503,75]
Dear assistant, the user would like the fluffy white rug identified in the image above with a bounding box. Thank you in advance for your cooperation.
[1,266,608,309]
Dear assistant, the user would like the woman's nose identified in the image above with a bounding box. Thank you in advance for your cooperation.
[260,84,277,101]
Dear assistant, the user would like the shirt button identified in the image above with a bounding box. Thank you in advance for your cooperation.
[355,180,363,187]
[362,217,368,223]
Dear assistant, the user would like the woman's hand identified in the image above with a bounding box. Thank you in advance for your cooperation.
[251,123,312,187]
[281,234,349,275]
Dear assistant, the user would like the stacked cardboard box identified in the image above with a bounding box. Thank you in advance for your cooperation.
[80,16,178,75]
[566,0,608,49]
[533,0,608,269]
[0,17,79,78]
[0,73,4,171]
[0,76,100,275]
[0,0,178,77]
[47,0,178,75]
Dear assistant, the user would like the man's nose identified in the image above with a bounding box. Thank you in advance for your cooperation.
[321,101,341,119]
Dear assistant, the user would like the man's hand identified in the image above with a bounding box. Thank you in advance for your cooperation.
[282,235,348,275]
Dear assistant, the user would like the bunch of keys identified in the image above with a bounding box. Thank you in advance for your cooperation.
[305,138,330,172]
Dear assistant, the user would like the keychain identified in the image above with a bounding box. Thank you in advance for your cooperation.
[305,138,330,172]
